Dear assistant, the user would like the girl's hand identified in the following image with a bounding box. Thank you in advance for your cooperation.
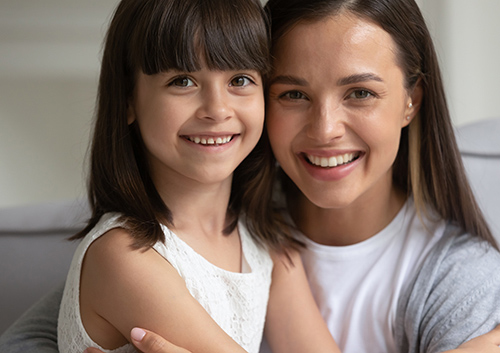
[443,324,500,352]
[83,327,191,353]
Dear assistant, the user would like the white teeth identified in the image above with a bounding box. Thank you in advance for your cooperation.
[188,135,233,145]
[307,152,358,168]
[328,156,337,167]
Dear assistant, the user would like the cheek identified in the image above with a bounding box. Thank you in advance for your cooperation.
[364,119,403,166]
[266,111,289,156]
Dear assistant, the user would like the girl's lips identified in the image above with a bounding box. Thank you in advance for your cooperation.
[185,134,235,146]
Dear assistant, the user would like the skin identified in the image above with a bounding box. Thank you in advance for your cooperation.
[80,66,338,353]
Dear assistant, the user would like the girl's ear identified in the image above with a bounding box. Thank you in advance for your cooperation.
[402,79,423,127]
[127,100,136,125]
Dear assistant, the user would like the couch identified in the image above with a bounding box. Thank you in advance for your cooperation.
[0,117,499,335]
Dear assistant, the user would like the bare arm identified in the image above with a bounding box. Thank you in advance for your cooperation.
[263,250,340,353]
[80,228,247,353]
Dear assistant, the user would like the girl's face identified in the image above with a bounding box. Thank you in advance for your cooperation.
[129,68,264,191]
[267,14,416,210]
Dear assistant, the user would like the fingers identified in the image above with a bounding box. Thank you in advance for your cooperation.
[130,327,191,353]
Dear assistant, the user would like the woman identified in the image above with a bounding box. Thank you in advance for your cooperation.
[1,0,499,352]
[261,0,500,351]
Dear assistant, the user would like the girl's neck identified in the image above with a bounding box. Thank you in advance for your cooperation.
[290,186,407,247]
[154,173,243,272]
[155,173,234,238]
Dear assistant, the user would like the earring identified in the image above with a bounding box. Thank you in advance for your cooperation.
[407,102,413,120]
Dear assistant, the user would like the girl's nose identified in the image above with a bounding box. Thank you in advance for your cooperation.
[195,87,233,122]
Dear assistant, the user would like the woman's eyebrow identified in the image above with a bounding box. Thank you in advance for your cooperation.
[338,73,384,86]
[269,75,308,86]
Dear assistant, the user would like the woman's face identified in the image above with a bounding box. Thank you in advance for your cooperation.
[267,14,416,210]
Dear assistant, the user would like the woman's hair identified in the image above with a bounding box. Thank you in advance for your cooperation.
[74,0,296,252]
[265,0,497,248]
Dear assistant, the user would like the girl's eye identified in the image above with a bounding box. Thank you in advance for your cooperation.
[170,77,194,87]
[349,89,373,99]
[280,91,306,100]
[230,76,253,87]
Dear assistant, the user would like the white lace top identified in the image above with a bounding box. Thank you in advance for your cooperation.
[58,213,273,353]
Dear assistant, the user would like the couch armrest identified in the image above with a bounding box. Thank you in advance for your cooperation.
[456,117,500,243]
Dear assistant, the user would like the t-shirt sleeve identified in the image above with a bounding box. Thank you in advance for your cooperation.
[395,226,500,353]
[0,284,63,353]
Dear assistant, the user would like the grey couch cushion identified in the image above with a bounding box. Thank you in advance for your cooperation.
[0,199,89,334]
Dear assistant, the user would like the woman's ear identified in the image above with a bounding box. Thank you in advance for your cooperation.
[402,79,423,127]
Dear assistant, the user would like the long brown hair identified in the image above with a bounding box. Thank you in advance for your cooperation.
[265,0,497,248]
[74,0,296,252]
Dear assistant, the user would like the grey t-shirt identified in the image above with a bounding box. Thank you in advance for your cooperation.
[1,224,499,353]
[394,224,500,352]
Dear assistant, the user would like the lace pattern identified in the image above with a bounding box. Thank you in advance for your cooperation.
[57,213,273,353]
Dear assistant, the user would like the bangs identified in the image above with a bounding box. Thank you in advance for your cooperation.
[131,0,270,75]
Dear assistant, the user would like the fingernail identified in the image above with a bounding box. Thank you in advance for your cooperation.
[131,327,147,342]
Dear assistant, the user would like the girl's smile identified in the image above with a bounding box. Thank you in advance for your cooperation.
[129,67,264,194]
[185,134,236,146]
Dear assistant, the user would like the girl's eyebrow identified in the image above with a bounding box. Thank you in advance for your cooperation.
[269,75,308,87]
[338,73,384,86]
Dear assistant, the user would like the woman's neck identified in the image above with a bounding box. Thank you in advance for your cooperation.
[290,186,407,246]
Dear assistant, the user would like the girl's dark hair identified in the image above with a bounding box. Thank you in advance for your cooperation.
[74,0,296,252]
[265,0,497,248]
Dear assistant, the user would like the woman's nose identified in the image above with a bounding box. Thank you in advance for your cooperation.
[307,100,345,143]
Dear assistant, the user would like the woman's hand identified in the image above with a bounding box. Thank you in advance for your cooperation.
[443,324,500,352]
[84,327,191,353]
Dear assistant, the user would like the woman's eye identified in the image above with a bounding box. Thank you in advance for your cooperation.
[170,77,194,87]
[280,91,306,100]
[349,89,373,99]
[230,76,253,87]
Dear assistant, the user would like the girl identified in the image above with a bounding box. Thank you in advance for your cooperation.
[57,0,338,352]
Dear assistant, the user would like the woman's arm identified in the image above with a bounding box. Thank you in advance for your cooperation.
[395,232,500,353]
[263,250,340,353]
[80,228,247,353]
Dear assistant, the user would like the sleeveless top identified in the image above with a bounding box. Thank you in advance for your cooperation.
[58,213,273,353]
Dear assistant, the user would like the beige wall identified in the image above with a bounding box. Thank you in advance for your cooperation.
[1,0,499,208]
